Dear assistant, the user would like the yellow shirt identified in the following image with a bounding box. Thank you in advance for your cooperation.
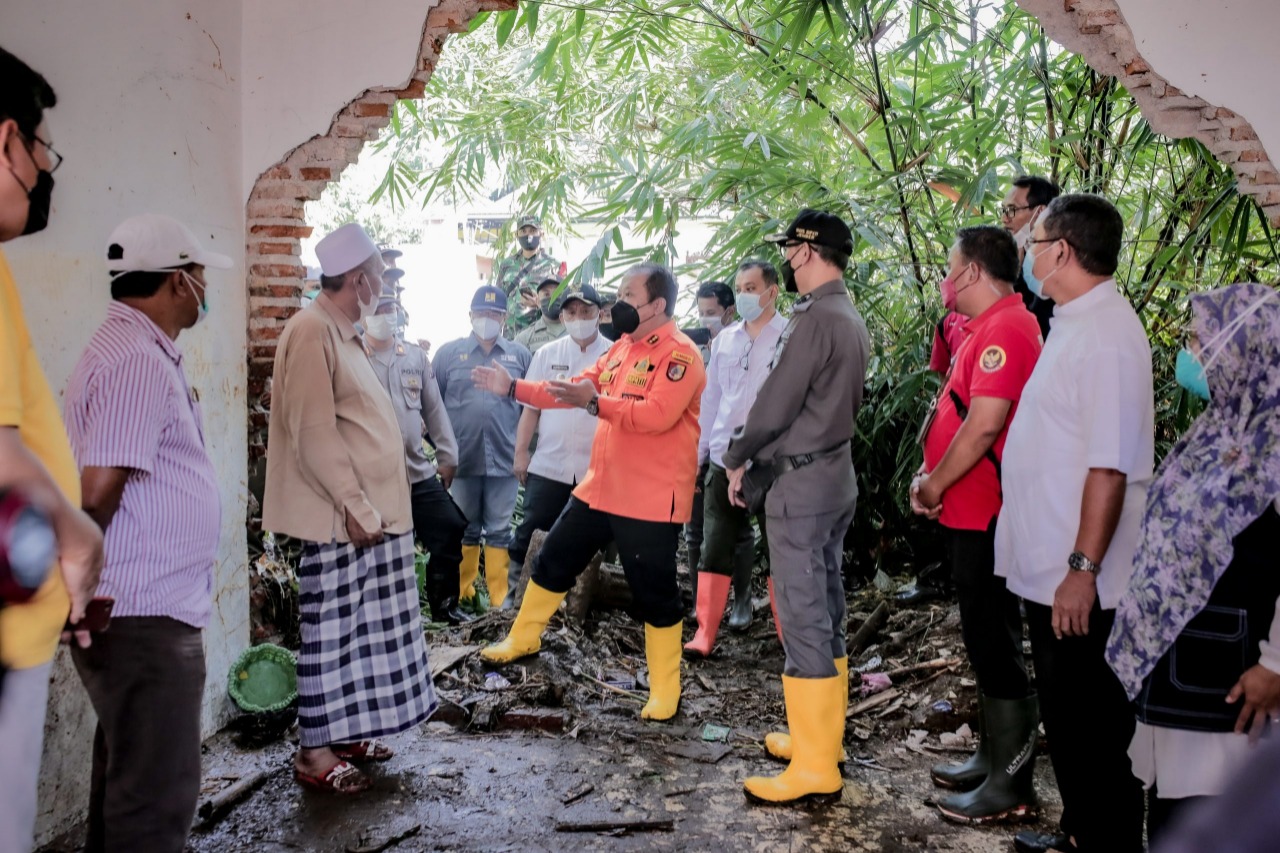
[0,248,77,669]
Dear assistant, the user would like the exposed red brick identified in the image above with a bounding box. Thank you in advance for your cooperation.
[246,200,305,220]
[249,344,279,361]
[250,224,312,238]
[250,263,305,278]
[351,102,390,118]
[252,241,297,256]
[1123,58,1150,75]
[254,325,283,342]
[1253,169,1280,186]
[1230,125,1259,142]
[395,79,426,99]
[262,164,291,180]
[255,305,301,320]
[249,412,269,432]
[299,166,332,181]
[1239,150,1266,163]
[250,284,303,299]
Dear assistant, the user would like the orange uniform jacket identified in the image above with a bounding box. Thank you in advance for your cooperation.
[515,320,705,524]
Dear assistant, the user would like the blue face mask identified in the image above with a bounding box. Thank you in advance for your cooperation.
[1175,348,1211,401]
[1022,246,1046,299]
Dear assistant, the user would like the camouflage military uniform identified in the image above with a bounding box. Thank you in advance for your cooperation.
[491,249,561,336]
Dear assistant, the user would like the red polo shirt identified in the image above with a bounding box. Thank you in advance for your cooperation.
[923,294,1042,531]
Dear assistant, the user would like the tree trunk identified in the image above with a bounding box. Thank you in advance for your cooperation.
[512,530,630,622]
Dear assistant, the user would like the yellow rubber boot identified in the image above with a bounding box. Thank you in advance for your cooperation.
[459,544,481,600]
[641,622,683,721]
[484,546,511,608]
[744,674,845,805]
[479,580,566,664]
[765,657,849,762]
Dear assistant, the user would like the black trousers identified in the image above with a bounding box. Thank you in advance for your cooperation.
[533,497,682,627]
[410,477,467,580]
[701,463,760,575]
[1025,601,1143,852]
[1147,786,1208,850]
[684,463,708,570]
[947,525,1029,700]
[510,473,577,570]
[72,617,205,853]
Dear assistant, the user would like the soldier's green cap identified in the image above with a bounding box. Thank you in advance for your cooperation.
[516,214,541,230]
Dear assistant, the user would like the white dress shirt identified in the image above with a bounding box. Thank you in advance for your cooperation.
[699,313,790,468]
[994,280,1155,609]
[525,332,613,485]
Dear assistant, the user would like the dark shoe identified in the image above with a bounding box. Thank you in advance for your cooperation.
[727,590,753,632]
[727,535,754,632]
[938,693,1038,824]
[1013,831,1075,852]
[426,571,475,625]
[931,693,988,791]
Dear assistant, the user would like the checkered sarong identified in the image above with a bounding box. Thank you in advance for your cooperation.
[296,532,436,747]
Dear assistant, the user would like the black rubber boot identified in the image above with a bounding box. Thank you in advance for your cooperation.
[937,693,1038,824]
[931,693,989,791]
[727,538,754,632]
[427,569,474,625]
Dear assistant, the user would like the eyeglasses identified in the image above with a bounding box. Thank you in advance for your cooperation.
[1000,203,1032,219]
[738,338,754,371]
[23,132,63,174]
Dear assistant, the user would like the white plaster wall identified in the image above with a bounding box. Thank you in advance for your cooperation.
[1117,0,1280,164]
[240,0,441,200]
[0,0,247,843]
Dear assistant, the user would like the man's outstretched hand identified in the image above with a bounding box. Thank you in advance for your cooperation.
[472,363,514,396]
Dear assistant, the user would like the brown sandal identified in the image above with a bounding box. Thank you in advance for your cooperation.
[294,760,371,794]
[332,739,394,762]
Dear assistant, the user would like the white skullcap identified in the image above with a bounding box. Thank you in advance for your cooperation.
[315,223,379,277]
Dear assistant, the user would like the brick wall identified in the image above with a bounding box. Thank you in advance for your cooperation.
[245,0,518,460]
[1018,0,1280,227]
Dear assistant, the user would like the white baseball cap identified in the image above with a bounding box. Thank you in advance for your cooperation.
[105,213,233,275]
[315,222,379,277]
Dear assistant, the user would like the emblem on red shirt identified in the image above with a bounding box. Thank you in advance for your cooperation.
[979,345,1006,373]
[666,363,686,382]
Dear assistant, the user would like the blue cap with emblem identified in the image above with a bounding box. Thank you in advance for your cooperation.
[471,285,508,312]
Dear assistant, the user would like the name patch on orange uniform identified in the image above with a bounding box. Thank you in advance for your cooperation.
[669,351,694,366]
[625,372,649,387]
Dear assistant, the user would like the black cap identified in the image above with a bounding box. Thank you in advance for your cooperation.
[764,208,854,255]
[560,283,603,309]
[536,274,562,292]
[378,243,402,259]
[383,267,405,282]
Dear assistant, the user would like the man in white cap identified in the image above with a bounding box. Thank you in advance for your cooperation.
[263,222,436,794]
[62,213,231,851]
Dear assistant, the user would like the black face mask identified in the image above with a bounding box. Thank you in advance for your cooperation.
[598,322,616,340]
[519,234,540,252]
[610,300,645,336]
[780,244,808,293]
[540,296,561,321]
[16,169,54,236]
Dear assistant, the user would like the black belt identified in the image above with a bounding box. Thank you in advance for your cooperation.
[776,440,850,474]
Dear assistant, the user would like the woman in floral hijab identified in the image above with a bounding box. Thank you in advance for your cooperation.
[1106,283,1280,846]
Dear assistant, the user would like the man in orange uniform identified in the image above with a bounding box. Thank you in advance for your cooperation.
[471,263,704,721]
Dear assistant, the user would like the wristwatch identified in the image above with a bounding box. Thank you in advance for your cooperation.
[1068,551,1101,574]
[586,395,600,417]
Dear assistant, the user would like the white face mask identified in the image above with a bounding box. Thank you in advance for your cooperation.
[565,318,598,342]
[364,314,396,341]
[1013,221,1032,252]
[735,291,772,323]
[181,271,208,325]
[472,316,502,341]
[700,315,725,334]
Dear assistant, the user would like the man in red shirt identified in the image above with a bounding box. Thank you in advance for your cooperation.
[911,225,1043,824]
[470,263,704,722]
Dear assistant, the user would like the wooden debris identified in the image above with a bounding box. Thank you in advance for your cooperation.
[562,782,595,804]
[195,769,269,827]
[555,818,675,834]
[847,687,902,718]
[499,709,571,733]
[881,657,961,679]
[430,645,480,679]
[849,601,890,654]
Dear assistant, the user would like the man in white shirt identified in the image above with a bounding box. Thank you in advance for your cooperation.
[684,260,789,656]
[996,194,1154,853]
[506,284,612,606]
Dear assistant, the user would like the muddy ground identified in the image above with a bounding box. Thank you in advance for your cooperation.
[43,584,1062,852]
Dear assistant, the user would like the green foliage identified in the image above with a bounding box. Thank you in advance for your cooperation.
[374,0,1278,571]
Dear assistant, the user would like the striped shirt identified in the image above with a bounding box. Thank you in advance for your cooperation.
[63,302,220,628]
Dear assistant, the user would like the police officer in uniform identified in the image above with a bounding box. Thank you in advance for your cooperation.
[470,264,705,723]
[490,215,562,336]
[433,286,532,611]
[363,296,471,625]
[724,209,870,805]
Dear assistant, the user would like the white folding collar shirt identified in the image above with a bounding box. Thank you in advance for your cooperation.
[525,332,613,485]
[698,312,790,468]
[994,280,1155,609]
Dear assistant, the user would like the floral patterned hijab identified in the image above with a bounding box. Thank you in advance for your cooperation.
[1107,283,1280,700]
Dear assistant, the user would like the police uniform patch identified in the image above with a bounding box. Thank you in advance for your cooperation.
[551,364,570,371]
[606,358,622,370]
[598,370,615,384]
[646,334,660,345]
[459,353,468,362]
[979,345,1007,373]
[625,372,649,387]
[633,357,652,372]
[666,363,686,382]
[670,351,694,366]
